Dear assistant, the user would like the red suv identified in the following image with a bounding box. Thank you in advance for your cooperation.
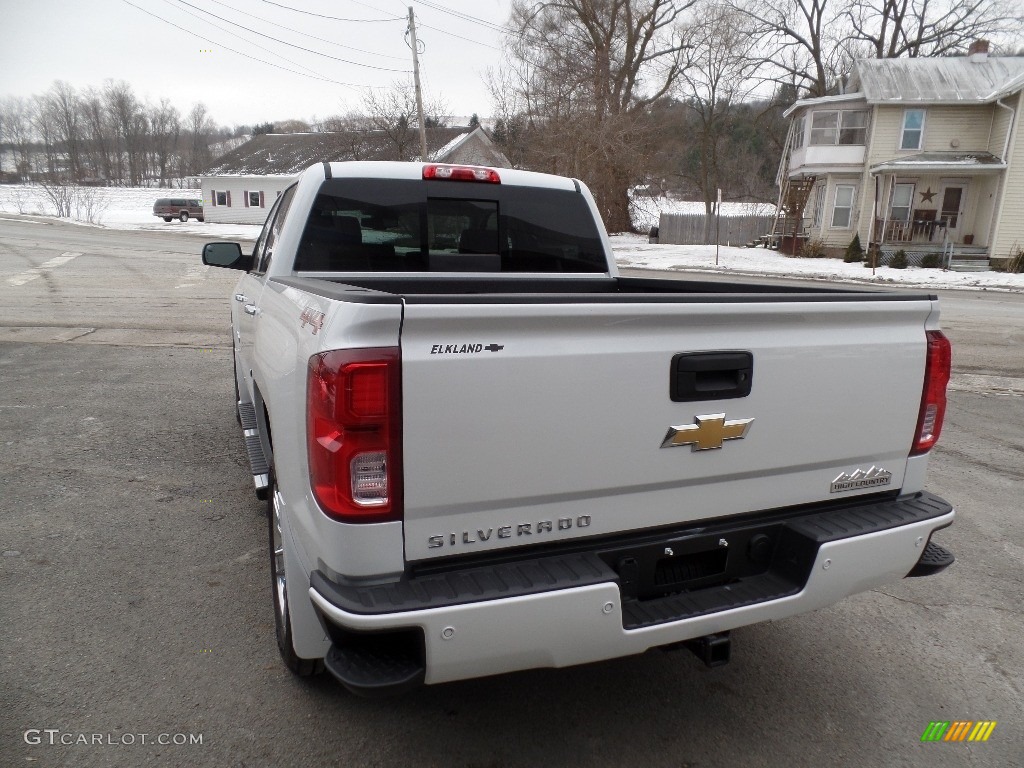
[154,197,204,223]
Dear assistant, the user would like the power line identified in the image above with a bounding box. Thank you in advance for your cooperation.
[342,0,504,49]
[157,0,327,81]
[416,20,503,51]
[259,0,400,22]
[172,0,412,72]
[208,0,408,61]
[345,0,406,19]
[415,0,513,36]
[121,0,368,92]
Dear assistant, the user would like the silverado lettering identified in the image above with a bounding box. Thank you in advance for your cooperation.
[428,516,593,548]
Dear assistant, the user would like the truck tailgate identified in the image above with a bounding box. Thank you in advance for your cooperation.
[400,297,932,562]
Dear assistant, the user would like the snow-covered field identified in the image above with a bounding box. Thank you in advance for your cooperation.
[612,234,1024,292]
[0,185,261,239]
[1,184,1021,291]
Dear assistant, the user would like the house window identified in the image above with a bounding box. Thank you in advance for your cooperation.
[248,191,262,207]
[216,190,229,206]
[792,116,805,150]
[889,183,914,221]
[810,112,838,145]
[900,109,925,150]
[838,111,867,145]
[809,111,868,146]
[831,185,856,228]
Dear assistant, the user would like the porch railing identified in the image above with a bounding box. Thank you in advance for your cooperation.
[874,217,949,244]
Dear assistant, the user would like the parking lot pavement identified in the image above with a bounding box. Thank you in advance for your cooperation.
[1,219,1022,767]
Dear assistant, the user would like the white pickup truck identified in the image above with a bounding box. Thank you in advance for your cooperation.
[202,161,955,696]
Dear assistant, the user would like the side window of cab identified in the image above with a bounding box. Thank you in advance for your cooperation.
[254,185,297,275]
[249,195,282,274]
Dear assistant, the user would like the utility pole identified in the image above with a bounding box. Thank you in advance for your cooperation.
[407,7,428,161]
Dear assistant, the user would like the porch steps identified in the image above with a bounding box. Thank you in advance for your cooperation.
[948,249,990,272]
[949,258,991,272]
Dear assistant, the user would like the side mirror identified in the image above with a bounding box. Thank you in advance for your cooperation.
[203,242,248,269]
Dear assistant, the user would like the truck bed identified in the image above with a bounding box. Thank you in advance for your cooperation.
[274,274,935,302]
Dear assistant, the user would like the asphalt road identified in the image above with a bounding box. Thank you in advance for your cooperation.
[2,217,1022,768]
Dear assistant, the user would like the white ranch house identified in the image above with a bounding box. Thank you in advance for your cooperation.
[200,127,510,225]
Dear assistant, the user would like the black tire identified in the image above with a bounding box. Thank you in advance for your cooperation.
[179,211,189,222]
[268,470,323,677]
[163,216,173,222]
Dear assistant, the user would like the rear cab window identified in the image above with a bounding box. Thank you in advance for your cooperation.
[294,178,606,273]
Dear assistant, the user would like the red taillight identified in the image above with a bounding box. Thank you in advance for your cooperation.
[911,330,951,455]
[307,348,402,522]
[423,163,501,183]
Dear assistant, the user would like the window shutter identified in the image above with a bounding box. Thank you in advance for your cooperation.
[259,191,265,208]
[226,190,232,207]
[244,191,249,208]
[211,190,216,207]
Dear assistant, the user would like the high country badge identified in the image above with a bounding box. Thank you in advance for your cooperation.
[830,466,893,493]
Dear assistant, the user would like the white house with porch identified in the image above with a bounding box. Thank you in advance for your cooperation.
[774,42,1024,270]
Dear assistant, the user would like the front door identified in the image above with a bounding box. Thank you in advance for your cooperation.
[938,184,966,242]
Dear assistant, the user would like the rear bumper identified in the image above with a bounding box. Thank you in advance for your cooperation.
[310,492,953,687]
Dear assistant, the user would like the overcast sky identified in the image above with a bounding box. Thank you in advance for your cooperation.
[0,0,510,127]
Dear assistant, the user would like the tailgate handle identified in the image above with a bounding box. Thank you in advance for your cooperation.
[671,352,753,402]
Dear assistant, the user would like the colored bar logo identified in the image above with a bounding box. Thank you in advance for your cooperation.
[921,721,997,742]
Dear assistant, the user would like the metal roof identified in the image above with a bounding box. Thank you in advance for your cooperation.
[782,93,866,118]
[202,127,500,176]
[852,56,1024,104]
[869,151,1007,174]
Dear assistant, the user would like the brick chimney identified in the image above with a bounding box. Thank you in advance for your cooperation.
[968,39,990,59]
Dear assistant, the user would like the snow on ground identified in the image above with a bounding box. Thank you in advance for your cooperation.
[611,233,1024,292]
[0,185,261,239]
[631,195,775,231]
[1,184,1021,291]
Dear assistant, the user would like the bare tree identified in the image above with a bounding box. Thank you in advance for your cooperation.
[845,0,1024,58]
[673,3,760,239]
[104,81,149,184]
[149,99,181,187]
[727,0,849,97]
[0,97,35,179]
[46,81,86,181]
[81,87,115,182]
[498,0,697,231]
[273,119,312,133]
[733,0,1024,99]
[362,79,450,160]
[2,80,218,186]
[312,112,376,160]
[31,95,60,177]
[185,102,216,176]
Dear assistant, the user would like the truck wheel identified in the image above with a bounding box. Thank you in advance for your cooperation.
[163,217,172,222]
[179,211,189,222]
[268,470,323,677]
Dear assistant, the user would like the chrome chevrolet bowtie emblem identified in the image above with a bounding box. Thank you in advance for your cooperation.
[661,414,754,451]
